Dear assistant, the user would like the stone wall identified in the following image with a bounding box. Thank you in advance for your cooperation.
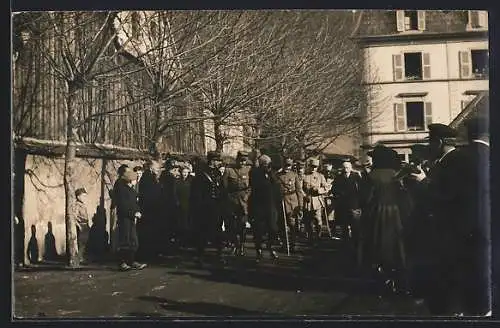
[20,154,143,263]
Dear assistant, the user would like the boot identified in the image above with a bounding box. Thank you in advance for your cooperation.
[238,245,246,256]
[255,249,263,263]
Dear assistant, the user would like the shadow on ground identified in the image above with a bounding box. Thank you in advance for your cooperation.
[136,295,273,316]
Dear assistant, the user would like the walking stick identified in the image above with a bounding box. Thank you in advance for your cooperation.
[322,206,333,239]
[282,201,290,256]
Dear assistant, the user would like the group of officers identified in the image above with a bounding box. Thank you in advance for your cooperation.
[110,116,490,317]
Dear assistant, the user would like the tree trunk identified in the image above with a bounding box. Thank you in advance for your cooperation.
[214,121,224,153]
[63,84,80,267]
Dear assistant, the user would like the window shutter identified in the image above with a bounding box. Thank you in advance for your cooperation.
[393,54,404,81]
[459,51,472,78]
[422,53,431,79]
[417,11,426,31]
[396,10,405,32]
[424,102,433,129]
[469,10,480,28]
[478,11,488,28]
[394,103,406,131]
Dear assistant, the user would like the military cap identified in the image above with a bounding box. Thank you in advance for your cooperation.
[207,151,222,162]
[258,154,272,165]
[284,158,294,166]
[237,150,249,158]
[466,116,489,138]
[427,123,457,139]
[75,187,87,197]
[309,158,320,167]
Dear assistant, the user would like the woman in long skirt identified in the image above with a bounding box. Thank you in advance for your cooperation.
[362,145,407,293]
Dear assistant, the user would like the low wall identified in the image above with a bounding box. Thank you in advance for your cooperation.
[21,154,142,263]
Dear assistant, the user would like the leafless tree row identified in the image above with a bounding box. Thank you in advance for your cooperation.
[12,10,377,266]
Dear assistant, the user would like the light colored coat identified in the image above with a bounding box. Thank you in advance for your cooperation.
[302,171,329,211]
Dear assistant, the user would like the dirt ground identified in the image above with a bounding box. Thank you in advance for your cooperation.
[13,238,429,319]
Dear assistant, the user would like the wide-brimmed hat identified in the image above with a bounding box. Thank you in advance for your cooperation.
[207,151,222,162]
[427,123,457,140]
[370,145,399,168]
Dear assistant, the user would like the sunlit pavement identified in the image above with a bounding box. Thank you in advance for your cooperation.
[13,236,429,319]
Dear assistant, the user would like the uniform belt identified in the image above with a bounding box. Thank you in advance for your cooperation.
[284,191,297,195]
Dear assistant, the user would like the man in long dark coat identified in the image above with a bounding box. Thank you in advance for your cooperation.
[114,167,147,271]
[331,160,362,246]
[411,123,465,315]
[454,117,491,316]
[249,154,281,262]
[222,151,251,256]
[191,151,225,264]
[137,160,162,260]
[159,159,179,254]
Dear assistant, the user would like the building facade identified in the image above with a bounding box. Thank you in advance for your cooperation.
[355,10,488,162]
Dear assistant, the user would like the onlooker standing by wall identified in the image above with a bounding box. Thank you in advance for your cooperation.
[72,187,90,265]
[114,167,146,271]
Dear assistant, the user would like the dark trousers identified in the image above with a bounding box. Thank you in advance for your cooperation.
[229,215,247,250]
[118,249,137,265]
[195,202,223,257]
[77,226,90,262]
[253,218,278,252]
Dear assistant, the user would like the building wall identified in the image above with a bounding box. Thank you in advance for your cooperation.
[362,35,488,161]
[21,154,142,263]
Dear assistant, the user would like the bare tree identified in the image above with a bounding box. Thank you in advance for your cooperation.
[249,11,380,160]
[14,11,126,267]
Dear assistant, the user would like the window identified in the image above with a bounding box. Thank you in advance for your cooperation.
[393,52,431,81]
[394,101,433,132]
[468,10,488,29]
[459,49,489,79]
[396,10,426,32]
[397,154,407,163]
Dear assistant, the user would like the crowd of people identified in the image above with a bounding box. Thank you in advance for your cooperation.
[100,117,489,317]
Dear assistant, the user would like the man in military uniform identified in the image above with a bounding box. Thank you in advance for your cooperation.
[321,161,336,226]
[191,151,225,264]
[302,158,329,245]
[222,151,252,256]
[276,158,303,253]
[410,123,465,315]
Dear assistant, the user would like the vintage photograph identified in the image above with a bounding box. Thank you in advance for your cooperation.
[11,9,490,319]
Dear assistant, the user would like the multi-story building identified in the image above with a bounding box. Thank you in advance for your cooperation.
[354,10,489,162]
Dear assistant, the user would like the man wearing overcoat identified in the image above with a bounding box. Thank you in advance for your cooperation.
[276,158,303,253]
